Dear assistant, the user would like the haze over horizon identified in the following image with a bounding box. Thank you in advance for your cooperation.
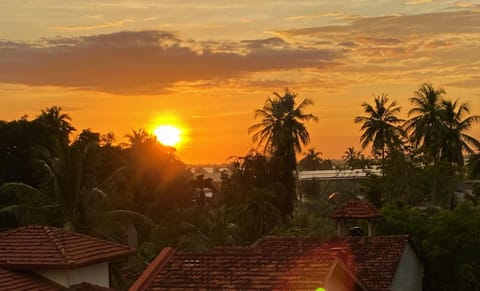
[1,0,479,164]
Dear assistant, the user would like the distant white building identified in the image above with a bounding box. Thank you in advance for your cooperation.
[299,168,382,181]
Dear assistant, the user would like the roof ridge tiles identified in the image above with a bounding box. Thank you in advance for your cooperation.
[43,226,75,265]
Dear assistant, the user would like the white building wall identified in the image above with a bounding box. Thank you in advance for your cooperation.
[392,244,423,291]
[35,262,109,287]
[324,262,366,291]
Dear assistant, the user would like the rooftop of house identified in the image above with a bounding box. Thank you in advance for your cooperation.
[0,225,136,269]
[131,235,410,291]
[0,268,114,291]
[254,235,409,291]
[0,267,62,290]
[330,200,383,219]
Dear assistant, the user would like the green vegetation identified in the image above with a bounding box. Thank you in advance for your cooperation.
[1,84,479,289]
[249,88,318,215]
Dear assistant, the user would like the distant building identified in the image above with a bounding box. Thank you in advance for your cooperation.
[455,179,480,202]
[299,168,382,181]
[298,169,382,202]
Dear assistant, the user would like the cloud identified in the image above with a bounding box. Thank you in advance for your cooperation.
[279,10,480,37]
[285,12,342,21]
[0,31,340,94]
[452,1,477,8]
[423,39,453,49]
[338,41,357,48]
[275,8,480,69]
[354,37,403,46]
[49,19,133,31]
[445,76,480,89]
[240,37,289,50]
[405,0,433,4]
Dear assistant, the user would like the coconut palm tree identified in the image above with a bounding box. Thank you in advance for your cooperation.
[38,106,76,143]
[299,147,322,171]
[405,83,445,164]
[342,147,366,169]
[354,94,404,161]
[439,99,480,167]
[249,89,318,155]
[248,88,317,215]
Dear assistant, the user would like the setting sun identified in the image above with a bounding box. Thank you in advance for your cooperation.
[153,125,181,147]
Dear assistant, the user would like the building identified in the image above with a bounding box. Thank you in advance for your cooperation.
[330,200,383,237]
[130,236,422,291]
[298,169,382,181]
[0,225,136,289]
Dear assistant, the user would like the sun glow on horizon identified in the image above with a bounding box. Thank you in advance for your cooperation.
[153,125,182,147]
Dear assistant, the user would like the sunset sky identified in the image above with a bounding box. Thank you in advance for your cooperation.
[1,0,479,164]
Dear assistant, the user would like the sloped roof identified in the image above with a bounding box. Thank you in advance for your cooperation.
[330,200,383,219]
[0,225,136,269]
[153,250,336,290]
[0,267,62,290]
[132,235,410,291]
[254,235,410,291]
[136,248,364,291]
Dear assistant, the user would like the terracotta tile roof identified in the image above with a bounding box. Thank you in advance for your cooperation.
[330,200,383,219]
[0,225,136,269]
[254,235,410,291]
[145,249,341,290]
[0,267,62,290]
[133,235,410,291]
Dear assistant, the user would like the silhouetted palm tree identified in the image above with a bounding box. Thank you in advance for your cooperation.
[342,147,365,169]
[354,94,404,161]
[405,83,445,163]
[342,147,360,162]
[249,89,318,155]
[249,89,317,215]
[439,99,480,166]
[299,147,322,170]
[38,106,75,143]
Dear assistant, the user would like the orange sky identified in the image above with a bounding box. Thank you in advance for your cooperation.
[1,1,479,164]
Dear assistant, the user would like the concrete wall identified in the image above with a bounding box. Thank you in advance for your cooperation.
[392,244,423,291]
[35,262,109,287]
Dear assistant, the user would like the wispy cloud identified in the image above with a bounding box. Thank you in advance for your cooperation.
[285,12,342,21]
[279,10,480,37]
[49,19,133,31]
[452,1,478,8]
[404,0,433,5]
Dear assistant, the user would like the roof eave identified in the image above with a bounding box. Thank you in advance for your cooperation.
[0,248,137,270]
